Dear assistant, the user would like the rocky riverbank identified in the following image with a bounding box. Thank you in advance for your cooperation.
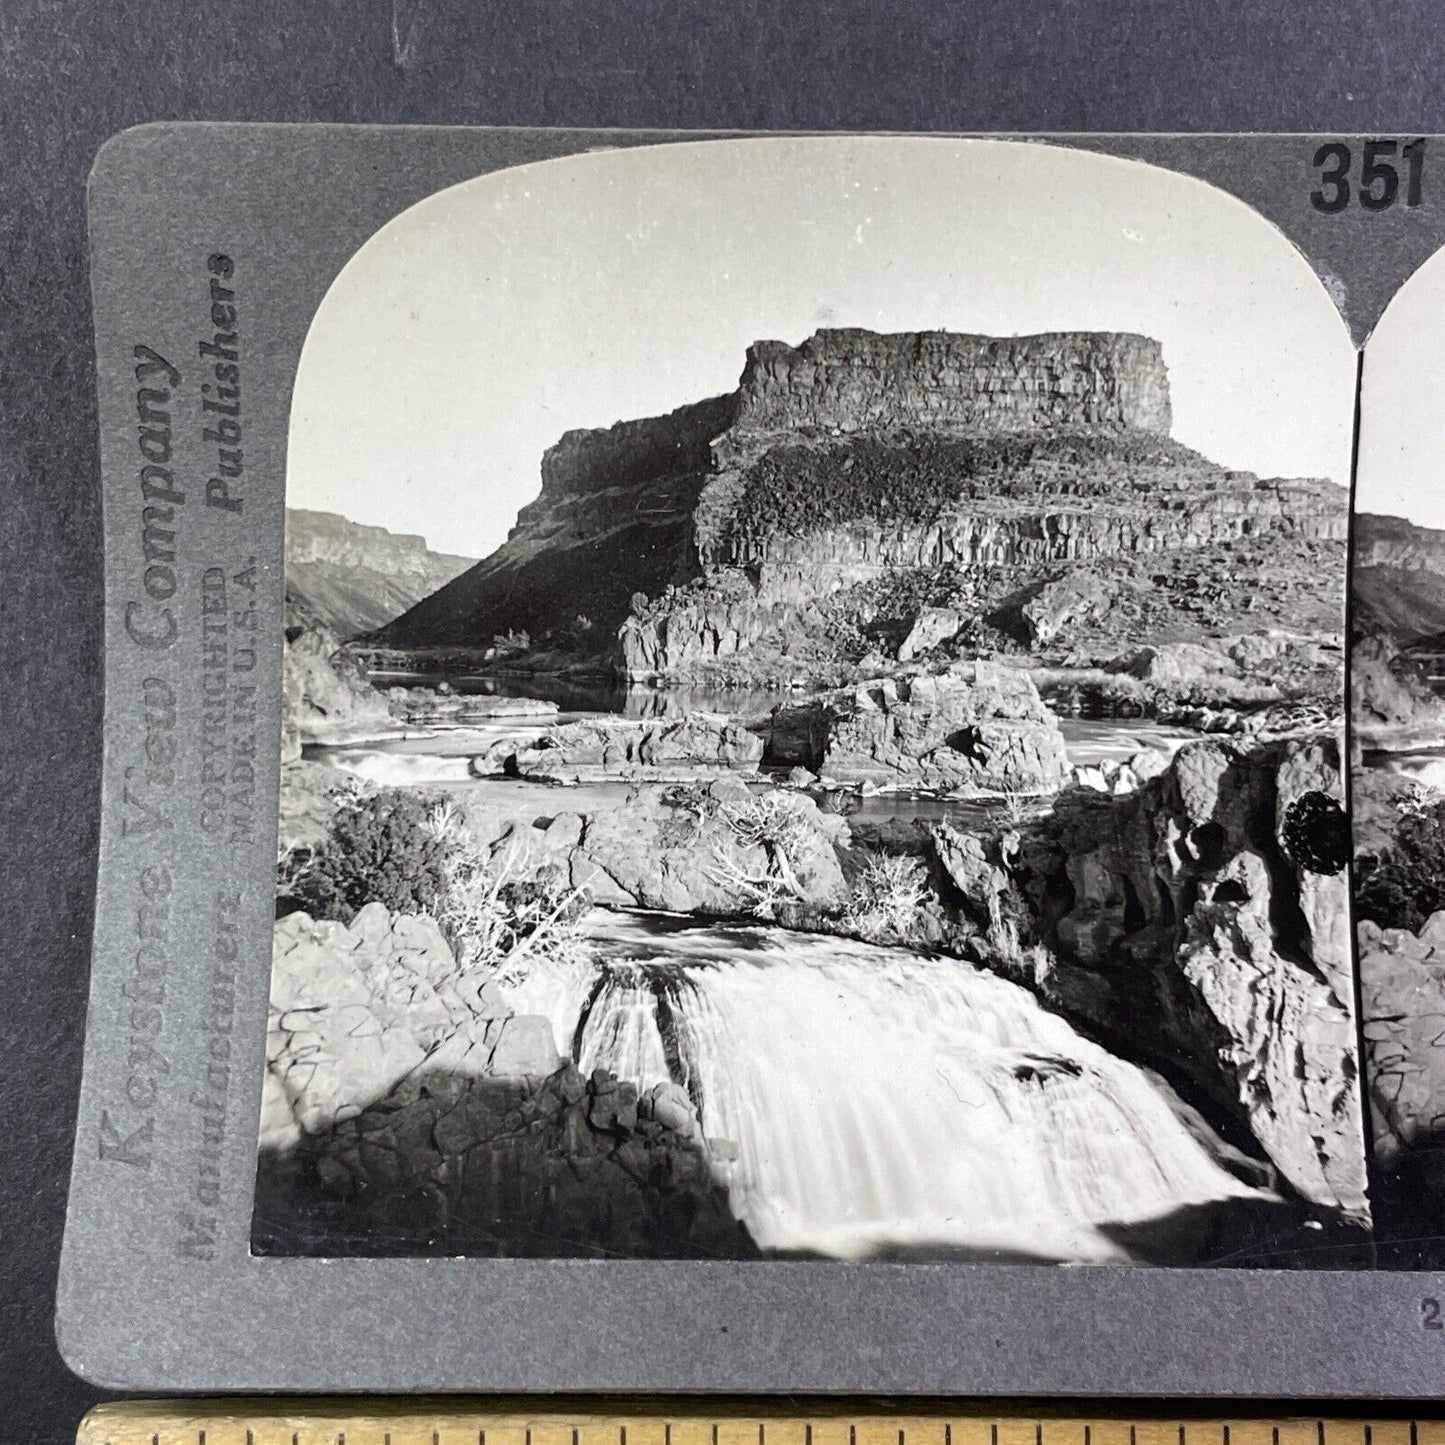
[255,903,752,1258]
[943,733,1367,1226]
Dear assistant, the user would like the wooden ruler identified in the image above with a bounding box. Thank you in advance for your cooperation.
[72,1406,1443,1445]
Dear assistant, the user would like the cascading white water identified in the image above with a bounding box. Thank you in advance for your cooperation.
[499,909,1277,1263]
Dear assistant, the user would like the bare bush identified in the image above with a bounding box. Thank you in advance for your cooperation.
[844,851,930,941]
[422,800,590,983]
[705,790,817,919]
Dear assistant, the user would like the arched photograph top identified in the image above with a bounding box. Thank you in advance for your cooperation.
[260,135,1365,1269]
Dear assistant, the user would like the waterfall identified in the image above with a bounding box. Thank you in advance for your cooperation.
[500,910,1276,1263]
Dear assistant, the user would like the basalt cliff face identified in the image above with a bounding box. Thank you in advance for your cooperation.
[286,508,473,640]
[377,330,1347,680]
[1353,512,1445,648]
[729,330,1173,435]
[946,735,1368,1224]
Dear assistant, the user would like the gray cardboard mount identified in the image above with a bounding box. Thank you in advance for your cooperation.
[56,123,1445,1395]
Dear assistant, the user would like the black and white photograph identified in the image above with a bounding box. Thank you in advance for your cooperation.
[252,136,1367,1266]
[1351,240,1445,1268]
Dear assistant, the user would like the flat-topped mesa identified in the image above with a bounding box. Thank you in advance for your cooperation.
[285,508,475,639]
[730,330,1173,439]
[286,508,469,575]
[375,327,1345,675]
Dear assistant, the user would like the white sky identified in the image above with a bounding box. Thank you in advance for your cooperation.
[1358,244,1445,530]
[288,136,1356,559]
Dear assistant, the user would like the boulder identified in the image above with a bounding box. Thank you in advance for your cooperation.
[1020,573,1109,648]
[897,606,963,662]
[261,904,563,1152]
[509,714,764,783]
[770,661,1069,794]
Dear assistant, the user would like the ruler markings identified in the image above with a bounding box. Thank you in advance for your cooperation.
[72,1414,1445,1445]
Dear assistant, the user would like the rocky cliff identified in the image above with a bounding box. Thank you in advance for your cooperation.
[730,330,1173,436]
[941,735,1368,1225]
[377,329,1347,683]
[377,395,735,650]
[285,508,473,639]
[1353,512,1445,647]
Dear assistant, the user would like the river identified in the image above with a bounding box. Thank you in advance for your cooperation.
[303,675,1275,1262]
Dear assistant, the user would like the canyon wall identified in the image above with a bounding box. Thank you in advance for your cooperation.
[942,735,1368,1224]
[377,394,734,649]
[376,329,1345,679]
[1353,512,1445,648]
[285,508,474,639]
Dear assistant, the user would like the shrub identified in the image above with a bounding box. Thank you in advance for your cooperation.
[844,851,931,942]
[704,789,820,920]
[280,789,450,924]
[1356,796,1445,934]
[280,791,591,982]
[421,799,589,981]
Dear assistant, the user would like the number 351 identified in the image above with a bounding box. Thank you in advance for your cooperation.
[1312,138,1425,213]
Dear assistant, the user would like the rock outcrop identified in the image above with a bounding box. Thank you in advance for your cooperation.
[285,508,473,639]
[462,776,851,916]
[507,714,764,784]
[256,906,748,1258]
[942,735,1369,1224]
[373,329,1346,684]
[1358,912,1445,1166]
[254,1061,754,1259]
[769,661,1070,794]
[261,904,563,1154]
[731,330,1173,436]
[282,596,398,760]
[1019,573,1111,648]
[1351,631,1445,752]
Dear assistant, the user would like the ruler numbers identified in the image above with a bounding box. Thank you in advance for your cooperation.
[1310,138,1426,213]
